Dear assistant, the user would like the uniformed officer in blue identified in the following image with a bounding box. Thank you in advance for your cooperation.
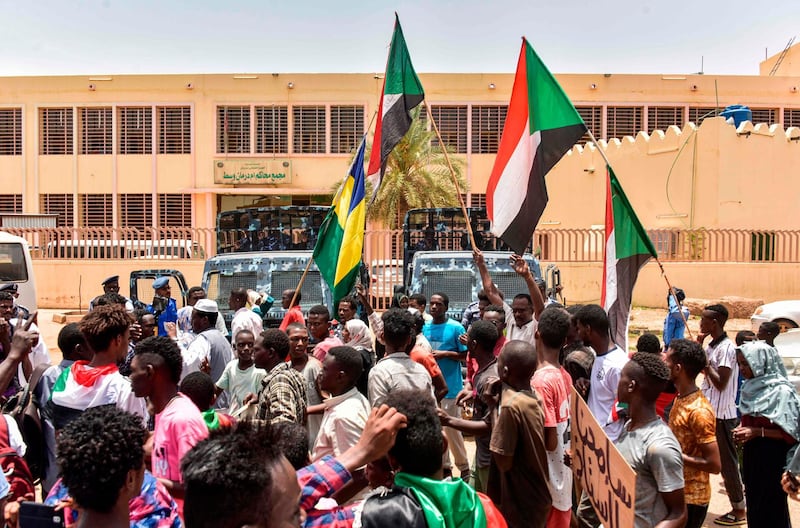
[148,276,178,337]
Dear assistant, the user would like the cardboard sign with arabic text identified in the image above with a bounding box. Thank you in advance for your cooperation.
[570,387,636,528]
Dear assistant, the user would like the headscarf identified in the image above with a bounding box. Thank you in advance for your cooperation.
[739,340,800,441]
[344,319,374,350]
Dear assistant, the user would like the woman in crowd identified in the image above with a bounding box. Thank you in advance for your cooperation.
[733,341,800,528]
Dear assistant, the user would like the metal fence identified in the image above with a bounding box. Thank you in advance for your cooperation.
[6,226,800,264]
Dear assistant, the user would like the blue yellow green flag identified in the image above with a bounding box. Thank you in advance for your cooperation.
[313,139,367,304]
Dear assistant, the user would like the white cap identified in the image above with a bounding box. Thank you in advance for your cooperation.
[194,299,219,314]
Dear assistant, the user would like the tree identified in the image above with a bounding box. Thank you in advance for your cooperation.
[365,108,467,229]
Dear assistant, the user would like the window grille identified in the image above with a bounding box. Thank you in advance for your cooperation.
[430,105,467,153]
[750,108,777,125]
[80,194,113,227]
[0,195,22,213]
[330,105,364,154]
[688,107,720,126]
[118,107,152,154]
[647,106,684,133]
[158,193,192,227]
[217,106,250,154]
[471,106,507,154]
[784,108,800,129]
[255,106,288,154]
[0,109,22,156]
[751,231,776,262]
[292,106,326,154]
[40,194,74,227]
[575,106,602,144]
[158,106,191,154]
[39,108,73,155]
[79,107,113,154]
[119,194,152,230]
[606,106,643,140]
[467,193,487,208]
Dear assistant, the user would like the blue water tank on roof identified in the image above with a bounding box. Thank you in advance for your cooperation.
[720,105,752,127]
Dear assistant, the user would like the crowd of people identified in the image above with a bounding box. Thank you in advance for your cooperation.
[0,251,798,528]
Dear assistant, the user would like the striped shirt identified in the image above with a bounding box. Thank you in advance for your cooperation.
[700,335,739,420]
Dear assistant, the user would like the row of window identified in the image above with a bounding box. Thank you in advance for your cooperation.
[2,104,799,158]
[19,193,193,228]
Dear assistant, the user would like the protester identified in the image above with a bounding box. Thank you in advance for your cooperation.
[409,311,449,401]
[252,328,307,424]
[176,286,228,338]
[214,329,265,414]
[698,304,746,525]
[181,372,235,432]
[615,352,686,528]
[286,323,323,445]
[756,321,780,346]
[368,309,434,406]
[530,308,574,528]
[279,288,305,331]
[130,335,208,517]
[663,287,689,348]
[636,332,677,420]
[408,293,432,322]
[334,296,359,339]
[665,338,721,528]
[487,340,551,528]
[229,288,263,345]
[308,305,343,361]
[733,341,800,528]
[461,289,491,331]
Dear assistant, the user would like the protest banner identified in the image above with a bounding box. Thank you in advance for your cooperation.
[571,388,636,528]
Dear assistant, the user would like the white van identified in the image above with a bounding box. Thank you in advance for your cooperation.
[0,231,37,312]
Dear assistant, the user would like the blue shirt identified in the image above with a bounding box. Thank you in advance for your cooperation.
[149,298,178,337]
[423,319,467,399]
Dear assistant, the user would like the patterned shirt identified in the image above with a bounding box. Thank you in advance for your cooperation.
[668,389,717,506]
[299,456,357,528]
[257,362,307,425]
[700,334,739,420]
[45,471,182,528]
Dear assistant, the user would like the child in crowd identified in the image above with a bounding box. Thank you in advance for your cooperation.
[214,329,266,414]
[180,372,235,432]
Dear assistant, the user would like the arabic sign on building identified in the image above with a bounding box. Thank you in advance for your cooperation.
[570,388,636,528]
[213,159,292,184]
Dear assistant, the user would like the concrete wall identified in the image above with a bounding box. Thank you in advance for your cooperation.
[33,260,204,309]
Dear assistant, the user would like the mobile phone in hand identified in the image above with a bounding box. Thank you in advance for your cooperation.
[18,502,65,528]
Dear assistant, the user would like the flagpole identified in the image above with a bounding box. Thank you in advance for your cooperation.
[586,129,693,339]
[290,257,314,310]
[424,104,477,249]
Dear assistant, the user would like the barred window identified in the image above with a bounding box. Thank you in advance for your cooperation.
[158,193,192,227]
[468,193,487,208]
[119,194,152,230]
[0,195,22,213]
[79,107,112,154]
[118,107,152,154]
[430,105,467,153]
[0,109,22,156]
[751,231,776,262]
[217,106,250,154]
[40,194,74,227]
[784,108,800,129]
[647,106,684,133]
[158,106,191,154]
[255,106,288,154]
[688,107,720,126]
[292,106,326,154]
[606,106,643,140]
[80,194,113,227]
[39,108,73,155]
[575,106,602,144]
[471,106,507,154]
[750,108,777,125]
[330,105,364,154]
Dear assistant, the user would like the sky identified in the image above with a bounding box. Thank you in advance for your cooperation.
[0,0,798,77]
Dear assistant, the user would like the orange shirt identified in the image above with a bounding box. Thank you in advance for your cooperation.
[409,345,443,380]
[668,390,717,506]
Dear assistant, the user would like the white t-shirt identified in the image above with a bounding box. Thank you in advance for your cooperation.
[215,360,266,414]
[700,335,739,420]
[586,346,628,442]
[502,302,536,344]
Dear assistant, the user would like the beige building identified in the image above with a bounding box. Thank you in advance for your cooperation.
[5,44,800,308]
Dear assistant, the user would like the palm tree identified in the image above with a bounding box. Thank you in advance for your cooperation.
[365,108,467,229]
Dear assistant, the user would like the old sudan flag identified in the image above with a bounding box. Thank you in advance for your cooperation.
[487,38,586,255]
[603,165,658,348]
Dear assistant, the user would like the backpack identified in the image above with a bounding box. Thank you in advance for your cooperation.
[0,415,35,503]
[2,364,49,482]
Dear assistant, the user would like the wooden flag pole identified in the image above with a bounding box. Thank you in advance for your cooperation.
[289,257,314,309]
[585,129,693,339]
[424,104,477,250]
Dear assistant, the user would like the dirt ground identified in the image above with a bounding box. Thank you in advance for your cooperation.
[35,307,794,528]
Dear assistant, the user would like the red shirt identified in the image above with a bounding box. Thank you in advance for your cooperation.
[279,305,305,331]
